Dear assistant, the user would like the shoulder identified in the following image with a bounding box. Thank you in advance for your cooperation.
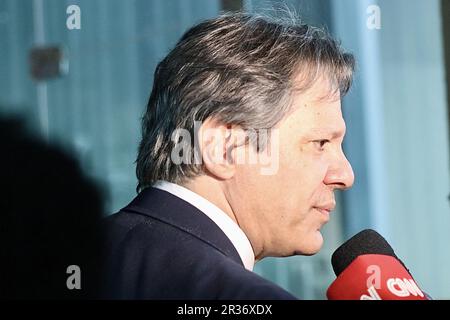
[101,211,296,299]
[211,259,298,300]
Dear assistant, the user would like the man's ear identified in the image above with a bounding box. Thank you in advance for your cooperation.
[197,118,246,180]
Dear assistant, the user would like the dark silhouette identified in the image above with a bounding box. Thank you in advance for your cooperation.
[0,116,104,299]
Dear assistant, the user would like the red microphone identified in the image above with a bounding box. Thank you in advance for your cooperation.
[327,229,429,300]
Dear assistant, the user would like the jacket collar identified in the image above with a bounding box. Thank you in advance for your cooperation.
[122,187,244,267]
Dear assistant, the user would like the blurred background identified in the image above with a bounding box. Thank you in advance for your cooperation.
[0,0,449,299]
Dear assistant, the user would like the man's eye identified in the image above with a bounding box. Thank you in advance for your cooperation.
[313,140,330,151]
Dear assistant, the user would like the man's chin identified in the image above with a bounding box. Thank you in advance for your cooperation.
[294,231,324,256]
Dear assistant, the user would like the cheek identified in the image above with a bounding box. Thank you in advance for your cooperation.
[286,155,329,187]
[286,161,329,209]
[308,160,329,183]
[280,140,328,177]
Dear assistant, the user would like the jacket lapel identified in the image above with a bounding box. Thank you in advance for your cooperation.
[122,187,244,267]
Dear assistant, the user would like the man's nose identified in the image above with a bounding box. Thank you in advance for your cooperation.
[324,151,355,190]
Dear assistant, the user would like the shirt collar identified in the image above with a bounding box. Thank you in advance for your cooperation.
[153,180,255,271]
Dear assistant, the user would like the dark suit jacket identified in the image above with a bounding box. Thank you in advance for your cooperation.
[101,187,297,299]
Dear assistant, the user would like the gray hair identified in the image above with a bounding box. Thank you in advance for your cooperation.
[136,12,355,191]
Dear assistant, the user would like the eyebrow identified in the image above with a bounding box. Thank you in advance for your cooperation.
[309,127,346,139]
[311,127,346,140]
[332,128,346,139]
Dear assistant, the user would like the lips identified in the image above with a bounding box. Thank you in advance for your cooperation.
[313,202,335,220]
[315,203,336,213]
[316,207,331,213]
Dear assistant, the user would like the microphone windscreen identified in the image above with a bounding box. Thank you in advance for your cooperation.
[331,229,397,276]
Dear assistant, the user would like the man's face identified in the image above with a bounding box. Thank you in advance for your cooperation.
[227,78,354,259]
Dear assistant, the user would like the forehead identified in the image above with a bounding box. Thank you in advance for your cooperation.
[280,79,346,134]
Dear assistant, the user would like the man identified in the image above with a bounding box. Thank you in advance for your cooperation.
[102,12,355,299]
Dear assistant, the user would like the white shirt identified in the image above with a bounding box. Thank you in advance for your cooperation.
[153,180,255,271]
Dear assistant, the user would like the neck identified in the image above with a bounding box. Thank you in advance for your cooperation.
[182,175,264,260]
[182,176,238,224]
